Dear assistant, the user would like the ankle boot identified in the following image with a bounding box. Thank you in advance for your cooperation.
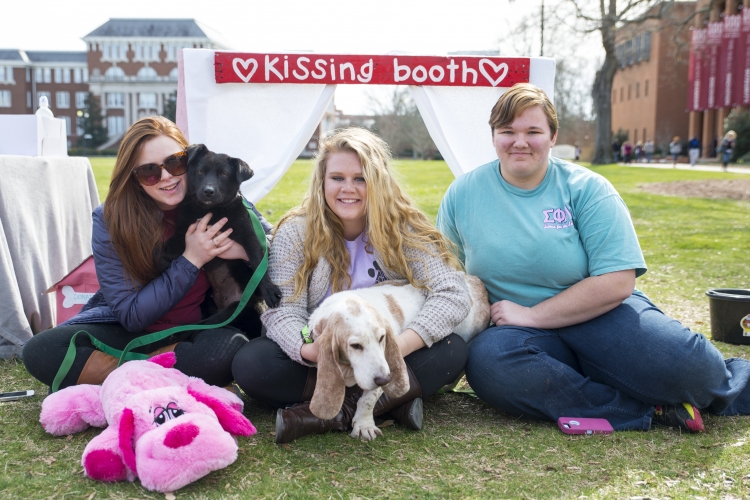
[373,364,423,431]
[77,350,119,385]
[275,384,361,444]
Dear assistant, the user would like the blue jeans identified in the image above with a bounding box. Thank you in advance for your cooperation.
[466,294,750,430]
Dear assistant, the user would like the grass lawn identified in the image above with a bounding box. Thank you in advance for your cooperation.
[2,159,750,499]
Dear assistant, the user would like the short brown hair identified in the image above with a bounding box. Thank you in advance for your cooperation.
[488,83,558,137]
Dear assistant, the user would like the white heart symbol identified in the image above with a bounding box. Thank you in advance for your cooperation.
[479,59,509,87]
[232,58,258,83]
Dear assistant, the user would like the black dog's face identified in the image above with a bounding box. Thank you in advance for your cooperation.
[185,144,254,207]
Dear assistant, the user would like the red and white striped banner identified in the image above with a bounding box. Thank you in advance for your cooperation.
[215,53,530,87]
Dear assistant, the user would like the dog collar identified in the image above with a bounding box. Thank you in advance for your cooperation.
[300,325,313,344]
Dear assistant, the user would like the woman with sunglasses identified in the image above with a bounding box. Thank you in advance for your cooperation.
[23,116,266,390]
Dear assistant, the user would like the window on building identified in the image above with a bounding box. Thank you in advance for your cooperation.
[620,87,624,102]
[26,91,31,108]
[645,80,649,97]
[75,91,88,109]
[54,68,62,83]
[63,68,71,83]
[628,85,631,100]
[61,115,71,135]
[643,33,652,61]
[139,92,157,108]
[26,68,30,82]
[106,93,124,108]
[0,90,11,108]
[634,129,638,143]
[43,68,51,83]
[137,66,158,81]
[37,91,51,107]
[104,66,126,81]
[83,68,88,83]
[169,67,179,81]
[73,68,81,83]
[643,128,647,141]
[107,115,126,137]
[56,91,70,108]
[119,43,129,61]
[0,67,5,82]
[35,67,43,82]
[636,82,640,98]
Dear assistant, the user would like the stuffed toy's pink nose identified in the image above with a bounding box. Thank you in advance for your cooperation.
[163,423,200,449]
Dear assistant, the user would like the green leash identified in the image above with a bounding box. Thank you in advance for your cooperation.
[51,200,268,392]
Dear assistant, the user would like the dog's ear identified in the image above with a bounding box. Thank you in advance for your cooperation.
[230,157,253,184]
[382,325,410,398]
[309,328,347,420]
[118,408,138,476]
[186,144,208,164]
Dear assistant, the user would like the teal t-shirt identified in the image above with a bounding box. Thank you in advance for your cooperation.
[437,157,647,307]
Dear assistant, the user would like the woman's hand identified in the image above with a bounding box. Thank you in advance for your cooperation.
[491,300,535,327]
[216,238,249,261]
[395,329,426,358]
[300,341,319,363]
[182,213,235,268]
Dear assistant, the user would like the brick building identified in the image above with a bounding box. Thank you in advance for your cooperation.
[0,49,89,146]
[0,18,225,149]
[611,1,695,154]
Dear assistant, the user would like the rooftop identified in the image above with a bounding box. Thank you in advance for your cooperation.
[84,18,221,40]
[0,49,25,62]
[25,51,87,63]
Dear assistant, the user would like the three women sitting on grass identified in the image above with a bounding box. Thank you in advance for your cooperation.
[24,84,750,437]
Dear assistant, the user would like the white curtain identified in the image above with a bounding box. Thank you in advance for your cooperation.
[179,50,556,201]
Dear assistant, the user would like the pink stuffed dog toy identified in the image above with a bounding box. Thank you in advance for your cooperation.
[39,353,256,492]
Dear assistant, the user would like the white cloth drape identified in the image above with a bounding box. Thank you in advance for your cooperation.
[179,49,556,201]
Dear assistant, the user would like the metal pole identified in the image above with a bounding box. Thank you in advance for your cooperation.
[541,0,545,57]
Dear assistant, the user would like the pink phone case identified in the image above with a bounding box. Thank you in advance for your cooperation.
[558,417,613,435]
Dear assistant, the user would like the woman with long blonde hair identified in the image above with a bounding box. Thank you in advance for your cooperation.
[23,116,267,392]
[232,127,470,443]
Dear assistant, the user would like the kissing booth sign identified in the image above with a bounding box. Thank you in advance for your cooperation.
[177,49,555,202]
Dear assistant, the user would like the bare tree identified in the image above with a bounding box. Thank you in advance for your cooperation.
[560,0,716,163]
[368,87,437,159]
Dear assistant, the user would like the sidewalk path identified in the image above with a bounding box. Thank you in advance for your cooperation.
[616,161,750,175]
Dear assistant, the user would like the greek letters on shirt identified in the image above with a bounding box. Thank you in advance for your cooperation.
[542,205,574,230]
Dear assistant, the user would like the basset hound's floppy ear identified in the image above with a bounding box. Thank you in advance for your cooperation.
[186,143,208,164]
[229,157,253,184]
[381,325,410,398]
[310,325,347,420]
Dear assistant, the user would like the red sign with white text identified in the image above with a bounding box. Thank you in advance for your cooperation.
[215,53,530,87]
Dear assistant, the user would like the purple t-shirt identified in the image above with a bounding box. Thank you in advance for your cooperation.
[320,232,387,303]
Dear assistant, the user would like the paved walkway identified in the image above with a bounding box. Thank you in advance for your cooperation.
[616,161,750,175]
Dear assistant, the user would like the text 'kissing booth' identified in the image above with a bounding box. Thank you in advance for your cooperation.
[177,50,556,203]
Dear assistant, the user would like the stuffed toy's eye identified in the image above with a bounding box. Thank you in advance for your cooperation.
[168,408,185,419]
[154,410,167,426]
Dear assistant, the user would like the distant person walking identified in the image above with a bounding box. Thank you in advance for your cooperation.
[612,139,621,163]
[669,136,681,168]
[688,136,701,167]
[635,141,643,163]
[574,142,581,162]
[718,130,736,172]
[644,139,654,163]
[623,141,632,164]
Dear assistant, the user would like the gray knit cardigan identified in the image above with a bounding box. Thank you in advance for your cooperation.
[261,216,471,365]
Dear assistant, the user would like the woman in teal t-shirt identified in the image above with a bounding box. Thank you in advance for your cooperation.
[438,83,750,432]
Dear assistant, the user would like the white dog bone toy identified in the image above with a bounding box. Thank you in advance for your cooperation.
[61,285,96,309]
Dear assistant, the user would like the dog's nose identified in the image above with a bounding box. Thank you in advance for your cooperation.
[203,186,216,197]
[163,423,200,449]
[373,375,391,387]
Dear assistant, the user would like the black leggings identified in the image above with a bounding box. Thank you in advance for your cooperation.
[22,322,252,389]
[232,334,468,408]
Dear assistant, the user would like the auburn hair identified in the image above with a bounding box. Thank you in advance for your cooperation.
[276,127,462,299]
[102,116,188,286]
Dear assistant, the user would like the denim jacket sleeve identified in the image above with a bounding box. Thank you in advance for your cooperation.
[91,205,201,332]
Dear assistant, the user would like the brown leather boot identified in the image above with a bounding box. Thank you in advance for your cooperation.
[76,351,119,385]
[373,364,423,431]
[275,377,361,444]
[149,342,179,356]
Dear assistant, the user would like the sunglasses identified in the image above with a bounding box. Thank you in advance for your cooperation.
[132,150,188,186]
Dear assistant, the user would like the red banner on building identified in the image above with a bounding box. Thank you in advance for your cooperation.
[738,9,750,106]
[719,14,741,108]
[215,53,530,87]
[706,22,723,109]
[688,28,707,111]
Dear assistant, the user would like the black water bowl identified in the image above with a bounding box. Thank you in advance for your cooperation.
[706,289,750,345]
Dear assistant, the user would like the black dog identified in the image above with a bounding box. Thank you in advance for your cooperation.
[161,144,281,329]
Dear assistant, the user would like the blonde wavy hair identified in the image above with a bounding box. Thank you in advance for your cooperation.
[277,127,462,299]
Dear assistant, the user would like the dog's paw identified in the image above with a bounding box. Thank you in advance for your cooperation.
[261,281,282,308]
[350,418,382,441]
